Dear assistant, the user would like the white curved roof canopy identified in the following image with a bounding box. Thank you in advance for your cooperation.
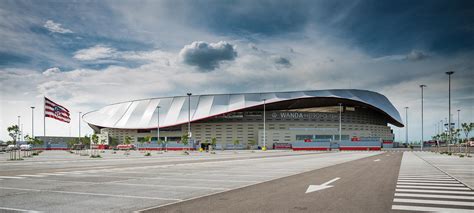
[83,89,404,129]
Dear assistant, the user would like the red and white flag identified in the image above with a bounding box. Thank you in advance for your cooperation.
[44,97,70,123]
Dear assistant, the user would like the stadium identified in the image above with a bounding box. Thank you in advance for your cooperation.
[82,89,404,151]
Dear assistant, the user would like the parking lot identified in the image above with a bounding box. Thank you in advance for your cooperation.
[0,150,381,212]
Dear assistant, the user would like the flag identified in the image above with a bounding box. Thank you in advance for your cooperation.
[44,97,70,123]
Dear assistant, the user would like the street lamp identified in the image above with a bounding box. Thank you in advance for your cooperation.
[405,107,408,145]
[262,98,267,151]
[446,71,454,144]
[156,106,160,149]
[17,116,21,142]
[187,93,192,148]
[457,109,460,130]
[420,85,426,151]
[31,107,35,138]
[338,103,342,143]
[78,112,82,143]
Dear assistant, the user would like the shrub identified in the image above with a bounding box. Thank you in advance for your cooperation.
[144,152,151,156]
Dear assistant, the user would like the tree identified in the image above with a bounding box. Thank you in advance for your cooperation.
[91,134,99,156]
[462,123,473,142]
[67,138,78,149]
[124,136,132,145]
[7,125,19,145]
[109,137,119,148]
[247,139,257,149]
[233,139,240,151]
[7,125,20,160]
[181,133,189,152]
[142,136,151,153]
[211,137,217,149]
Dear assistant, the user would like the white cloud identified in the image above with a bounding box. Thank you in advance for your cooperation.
[73,45,173,66]
[42,67,61,76]
[43,20,73,34]
[73,45,116,61]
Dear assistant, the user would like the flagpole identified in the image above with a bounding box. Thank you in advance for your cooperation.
[44,96,46,136]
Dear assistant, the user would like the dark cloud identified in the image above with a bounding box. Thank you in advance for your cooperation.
[179,41,237,70]
[274,56,291,67]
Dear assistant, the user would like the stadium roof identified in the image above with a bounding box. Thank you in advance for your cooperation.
[83,89,404,130]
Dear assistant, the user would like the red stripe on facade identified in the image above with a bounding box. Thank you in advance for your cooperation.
[292,147,330,151]
[339,147,381,151]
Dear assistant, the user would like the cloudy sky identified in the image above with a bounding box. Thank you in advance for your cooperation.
[1,0,473,142]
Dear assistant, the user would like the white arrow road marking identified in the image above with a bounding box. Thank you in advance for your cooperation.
[374,159,381,162]
[306,177,340,194]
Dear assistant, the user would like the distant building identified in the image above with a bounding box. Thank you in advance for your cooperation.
[35,136,81,150]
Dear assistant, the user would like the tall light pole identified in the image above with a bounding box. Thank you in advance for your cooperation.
[156,106,160,147]
[405,107,408,145]
[31,107,35,138]
[457,109,460,130]
[187,93,192,144]
[338,103,342,143]
[78,112,82,143]
[262,98,267,150]
[420,85,426,151]
[17,116,21,142]
[446,71,454,144]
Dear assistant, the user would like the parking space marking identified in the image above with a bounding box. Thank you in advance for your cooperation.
[394,193,474,200]
[396,188,474,195]
[392,205,474,213]
[0,176,25,179]
[393,198,474,206]
[0,206,42,213]
[18,174,47,178]
[397,179,459,183]
[108,182,231,190]
[396,182,465,186]
[0,186,183,201]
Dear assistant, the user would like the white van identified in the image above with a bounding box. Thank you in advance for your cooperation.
[20,144,32,151]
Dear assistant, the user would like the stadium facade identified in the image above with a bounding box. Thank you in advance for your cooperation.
[83,89,403,150]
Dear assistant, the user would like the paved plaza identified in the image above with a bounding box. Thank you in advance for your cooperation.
[0,150,472,212]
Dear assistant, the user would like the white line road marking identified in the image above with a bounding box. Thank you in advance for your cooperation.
[305,177,340,194]
[392,205,474,213]
[394,193,474,200]
[396,185,471,190]
[393,198,474,206]
[109,182,230,190]
[0,186,182,201]
[398,174,449,177]
[396,189,474,195]
[18,175,46,178]
[397,180,460,183]
[397,182,465,186]
[398,177,455,181]
[0,206,42,213]
[374,159,380,162]
[0,176,25,179]
[38,173,65,176]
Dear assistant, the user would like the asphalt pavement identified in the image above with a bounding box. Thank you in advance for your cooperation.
[142,152,401,213]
